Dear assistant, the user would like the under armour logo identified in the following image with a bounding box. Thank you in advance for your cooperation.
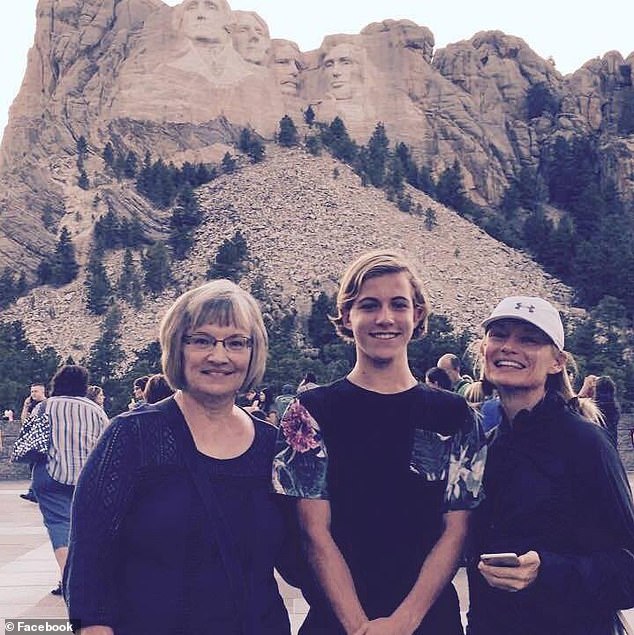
[515,302,536,313]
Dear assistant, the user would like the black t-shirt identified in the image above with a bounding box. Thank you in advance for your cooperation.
[273,378,486,634]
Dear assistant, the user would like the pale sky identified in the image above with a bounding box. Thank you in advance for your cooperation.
[1,0,632,141]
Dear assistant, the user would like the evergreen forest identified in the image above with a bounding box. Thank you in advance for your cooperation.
[1,107,634,417]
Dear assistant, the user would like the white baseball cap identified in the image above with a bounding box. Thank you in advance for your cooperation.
[481,296,565,351]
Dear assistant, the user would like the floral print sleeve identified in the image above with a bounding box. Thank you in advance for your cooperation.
[272,399,329,498]
[410,407,487,512]
[444,411,487,511]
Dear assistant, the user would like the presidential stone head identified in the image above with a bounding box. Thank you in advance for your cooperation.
[320,41,366,100]
[229,10,270,65]
[174,0,232,48]
[269,39,304,95]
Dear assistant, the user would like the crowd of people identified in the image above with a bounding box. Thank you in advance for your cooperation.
[11,248,634,635]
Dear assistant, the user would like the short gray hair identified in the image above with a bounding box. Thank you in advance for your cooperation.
[160,279,268,392]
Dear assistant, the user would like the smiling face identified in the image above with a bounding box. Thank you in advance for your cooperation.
[180,0,230,45]
[182,322,252,401]
[343,272,422,367]
[483,318,564,399]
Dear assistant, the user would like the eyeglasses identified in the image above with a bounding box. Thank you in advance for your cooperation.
[182,334,253,353]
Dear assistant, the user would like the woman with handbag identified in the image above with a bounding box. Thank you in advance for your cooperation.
[65,280,295,634]
[31,364,109,595]
[466,296,634,635]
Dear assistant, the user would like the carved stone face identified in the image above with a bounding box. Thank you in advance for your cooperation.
[322,43,363,100]
[231,13,270,65]
[180,0,230,46]
[271,43,302,95]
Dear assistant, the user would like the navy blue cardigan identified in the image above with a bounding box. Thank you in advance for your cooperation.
[64,397,291,634]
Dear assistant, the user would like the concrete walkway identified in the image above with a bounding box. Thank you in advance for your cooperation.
[1,478,632,632]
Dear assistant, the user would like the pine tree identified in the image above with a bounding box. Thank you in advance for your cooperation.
[195,162,215,185]
[307,292,337,349]
[385,154,405,200]
[78,169,90,190]
[85,251,112,315]
[0,321,61,414]
[247,137,265,163]
[305,135,322,156]
[207,231,248,282]
[169,187,202,259]
[136,158,178,208]
[237,127,265,162]
[239,128,253,154]
[103,141,115,168]
[322,117,357,163]
[15,272,27,297]
[304,105,315,126]
[417,166,436,197]
[85,306,124,387]
[394,142,420,188]
[41,204,57,230]
[124,151,138,179]
[94,209,122,251]
[523,208,553,260]
[0,268,18,306]
[278,115,299,147]
[222,152,237,174]
[76,135,88,158]
[250,274,268,302]
[117,249,144,308]
[436,160,468,213]
[526,82,560,119]
[45,227,79,286]
[424,207,438,230]
[365,123,390,187]
[142,242,171,293]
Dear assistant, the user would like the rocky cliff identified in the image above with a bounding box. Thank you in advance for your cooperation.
[0,0,632,305]
[0,147,572,358]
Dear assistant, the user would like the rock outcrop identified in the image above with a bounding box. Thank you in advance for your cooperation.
[0,0,632,277]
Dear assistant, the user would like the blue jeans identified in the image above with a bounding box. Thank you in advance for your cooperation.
[32,460,74,549]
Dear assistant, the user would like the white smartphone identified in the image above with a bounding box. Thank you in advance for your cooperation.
[480,552,520,567]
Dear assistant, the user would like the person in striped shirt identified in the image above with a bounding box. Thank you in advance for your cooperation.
[31,364,109,595]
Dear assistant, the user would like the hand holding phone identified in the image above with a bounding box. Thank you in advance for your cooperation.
[480,552,521,567]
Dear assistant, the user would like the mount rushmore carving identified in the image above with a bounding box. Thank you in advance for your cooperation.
[108,0,439,147]
[0,0,632,274]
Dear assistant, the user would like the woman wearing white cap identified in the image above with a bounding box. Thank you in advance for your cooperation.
[467,296,634,635]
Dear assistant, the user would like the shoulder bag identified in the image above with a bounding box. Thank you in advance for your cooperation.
[11,412,51,463]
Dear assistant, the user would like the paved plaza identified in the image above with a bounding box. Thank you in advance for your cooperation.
[1,478,632,633]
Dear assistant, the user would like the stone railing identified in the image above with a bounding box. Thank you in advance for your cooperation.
[0,420,32,480]
[619,413,634,471]
[0,414,633,479]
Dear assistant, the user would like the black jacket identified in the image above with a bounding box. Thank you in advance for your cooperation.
[467,392,634,635]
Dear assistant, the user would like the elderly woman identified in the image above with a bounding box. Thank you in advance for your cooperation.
[65,280,293,634]
[31,365,109,595]
[467,296,634,635]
